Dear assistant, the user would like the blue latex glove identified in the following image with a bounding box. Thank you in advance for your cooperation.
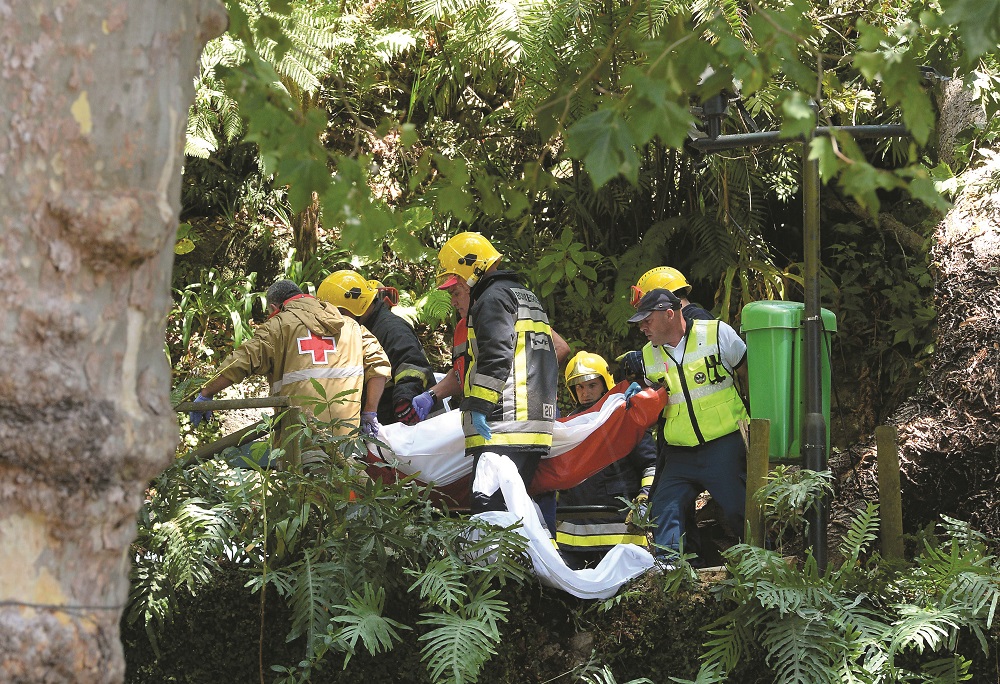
[188,394,213,427]
[360,411,381,439]
[411,391,435,421]
[471,411,492,441]
[623,382,642,407]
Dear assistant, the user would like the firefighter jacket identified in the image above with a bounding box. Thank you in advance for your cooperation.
[360,299,435,424]
[641,318,748,447]
[217,295,391,436]
[556,404,656,553]
[460,271,559,450]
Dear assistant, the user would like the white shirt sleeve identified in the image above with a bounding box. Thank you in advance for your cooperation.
[718,321,747,374]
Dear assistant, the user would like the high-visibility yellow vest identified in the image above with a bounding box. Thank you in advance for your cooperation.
[641,319,747,446]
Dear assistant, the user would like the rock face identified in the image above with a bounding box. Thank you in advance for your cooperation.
[0,2,225,680]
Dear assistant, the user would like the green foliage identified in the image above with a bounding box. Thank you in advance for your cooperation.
[753,466,834,552]
[131,398,535,684]
[530,228,603,307]
[169,268,265,367]
[414,289,455,327]
[695,470,1000,684]
[164,4,1000,678]
[127,466,245,656]
[329,585,411,666]
[825,221,938,425]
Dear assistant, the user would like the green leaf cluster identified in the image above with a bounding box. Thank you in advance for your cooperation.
[691,469,1000,684]
[130,404,534,684]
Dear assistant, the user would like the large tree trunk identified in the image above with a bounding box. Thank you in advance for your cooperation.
[0,3,225,681]
[890,158,1000,534]
[836,81,1000,540]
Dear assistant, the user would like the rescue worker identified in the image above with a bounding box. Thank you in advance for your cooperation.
[318,270,435,426]
[631,266,713,320]
[411,277,570,421]
[432,232,559,514]
[625,288,749,560]
[189,279,391,447]
[619,266,713,383]
[410,274,473,418]
[556,352,656,569]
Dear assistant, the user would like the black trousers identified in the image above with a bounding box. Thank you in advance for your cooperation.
[468,446,547,514]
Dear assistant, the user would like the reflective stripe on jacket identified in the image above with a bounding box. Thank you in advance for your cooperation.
[556,406,656,552]
[460,271,558,449]
[218,297,390,436]
[642,319,747,446]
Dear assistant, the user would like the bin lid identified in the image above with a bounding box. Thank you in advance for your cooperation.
[740,300,837,333]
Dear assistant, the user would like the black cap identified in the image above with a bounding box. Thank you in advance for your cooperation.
[627,288,681,323]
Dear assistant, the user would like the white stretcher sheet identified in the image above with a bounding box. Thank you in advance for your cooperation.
[367,393,630,486]
[471,452,655,599]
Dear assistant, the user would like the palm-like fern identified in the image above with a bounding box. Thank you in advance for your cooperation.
[186,2,340,159]
[697,466,1000,683]
[330,584,412,666]
[127,466,242,656]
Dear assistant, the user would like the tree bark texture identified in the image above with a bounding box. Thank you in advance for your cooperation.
[0,3,225,681]
[835,157,1000,540]
[823,82,1000,553]
[891,159,1000,533]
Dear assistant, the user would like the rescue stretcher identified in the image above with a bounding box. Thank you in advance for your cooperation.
[363,382,666,508]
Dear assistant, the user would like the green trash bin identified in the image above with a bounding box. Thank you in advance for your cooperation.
[740,301,837,463]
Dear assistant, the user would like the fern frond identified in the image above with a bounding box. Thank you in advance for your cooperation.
[838,501,880,566]
[668,661,726,684]
[944,570,1000,627]
[701,608,756,674]
[636,0,687,38]
[938,515,991,551]
[760,612,842,684]
[687,213,734,275]
[282,550,345,655]
[888,605,965,657]
[418,612,500,683]
[416,288,454,326]
[460,583,509,635]
[455,518,532,584]
[331,584,411,667]
[919,655,973,684]
[373,30,420,62]
[406,557,468,610]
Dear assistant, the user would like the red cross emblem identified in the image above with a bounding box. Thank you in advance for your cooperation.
[297,331,337,364]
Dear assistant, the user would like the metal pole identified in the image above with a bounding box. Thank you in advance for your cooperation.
[802,130,828,571]
[686,125,907,153]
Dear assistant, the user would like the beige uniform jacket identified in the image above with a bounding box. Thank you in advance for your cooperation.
[218,296,390,436]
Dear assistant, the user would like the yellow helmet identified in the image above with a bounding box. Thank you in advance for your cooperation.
[317,270,377,317]
[565,351,614,403]
[436,232,502,288]
[630,266,691,307]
